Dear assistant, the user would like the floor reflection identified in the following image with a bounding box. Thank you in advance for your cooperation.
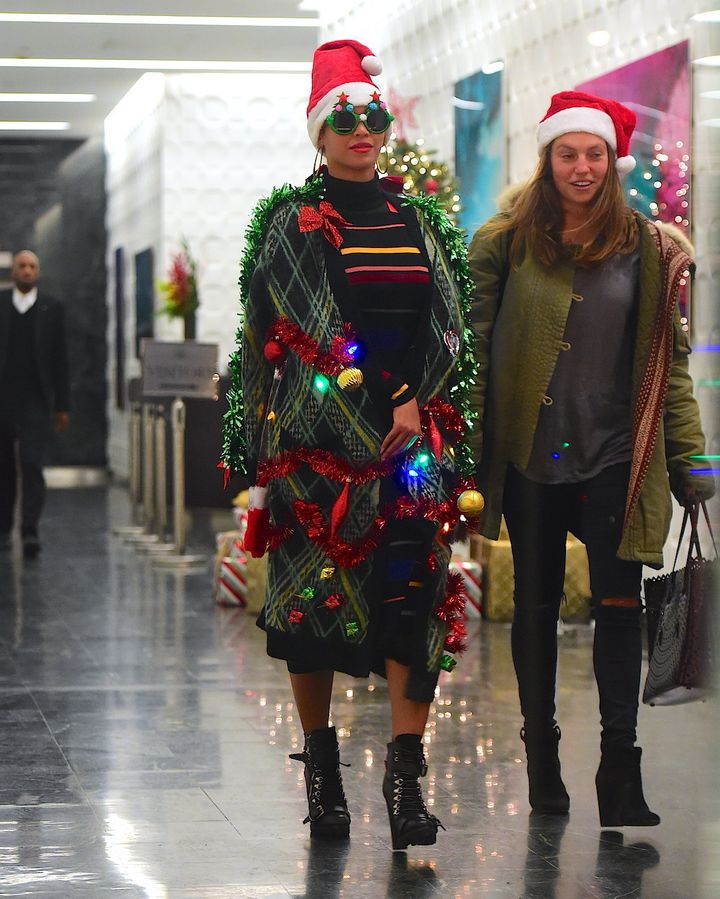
[594,830,660,897]
[0,486,716,898]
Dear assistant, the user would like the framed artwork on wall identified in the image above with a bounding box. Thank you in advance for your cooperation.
[114,247,126,409]
[453,66,505,238]
[134,247,154,359]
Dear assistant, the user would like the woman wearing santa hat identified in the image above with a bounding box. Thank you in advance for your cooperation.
[222,39,478,849]
[468,90,714,827]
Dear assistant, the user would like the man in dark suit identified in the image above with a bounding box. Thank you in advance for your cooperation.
[0,250,70,559]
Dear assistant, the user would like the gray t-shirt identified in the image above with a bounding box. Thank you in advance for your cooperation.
[523,247,640,484]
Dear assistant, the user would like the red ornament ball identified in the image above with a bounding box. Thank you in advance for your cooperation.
[424,178,439,194]
[264,340,287,364]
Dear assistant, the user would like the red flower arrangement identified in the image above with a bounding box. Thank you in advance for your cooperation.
[158,238,199,319]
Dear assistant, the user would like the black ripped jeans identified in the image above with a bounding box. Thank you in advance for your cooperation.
[503,462,643,751]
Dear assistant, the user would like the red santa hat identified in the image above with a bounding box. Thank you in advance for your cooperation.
[536,90,637,175]
[307,39,384,148]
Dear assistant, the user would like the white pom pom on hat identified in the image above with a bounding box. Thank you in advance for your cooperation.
[307,39,386,148]
[536,90,637,174]
[361,54,382,76]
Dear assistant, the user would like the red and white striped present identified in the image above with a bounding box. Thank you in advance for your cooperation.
[216,554,248,607]
[450,559,482,619]
[214,530,247,607]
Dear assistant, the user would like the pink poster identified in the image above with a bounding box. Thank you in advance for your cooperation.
[577,41,690,236]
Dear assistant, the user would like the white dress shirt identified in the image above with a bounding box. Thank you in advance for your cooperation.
[12,286,38,315]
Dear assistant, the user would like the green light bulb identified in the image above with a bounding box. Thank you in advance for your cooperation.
[314,374,329,394]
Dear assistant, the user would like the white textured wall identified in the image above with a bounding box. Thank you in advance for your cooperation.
[105,73,311,478]
[323,0,710,182]
[160,74,311,365]
[105,74,165,478]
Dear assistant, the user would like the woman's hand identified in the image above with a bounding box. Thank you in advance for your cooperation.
[380,398,421,461]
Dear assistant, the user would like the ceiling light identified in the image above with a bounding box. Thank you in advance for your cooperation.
[0,92,95,102]
[588,30,611,47]
[694,56,720,66]
[691,10,720,22]
[0,13,317,27]
[0,121,70,130]
[0,58,310,73]
[700,118,720,127]
[701,90,720,99]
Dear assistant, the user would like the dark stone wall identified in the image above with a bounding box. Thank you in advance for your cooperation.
[0,138,83,261]
[0,136,108,466]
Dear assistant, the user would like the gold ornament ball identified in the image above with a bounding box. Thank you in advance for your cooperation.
[457,489,485,516]
[337,367,364,391]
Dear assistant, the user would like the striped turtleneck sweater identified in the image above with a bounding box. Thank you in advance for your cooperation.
[322,172,432,409]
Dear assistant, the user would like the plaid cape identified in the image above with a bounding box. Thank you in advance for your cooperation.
[224,179,475,700]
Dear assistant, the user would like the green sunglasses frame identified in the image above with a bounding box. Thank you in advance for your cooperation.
[325,103,395,136]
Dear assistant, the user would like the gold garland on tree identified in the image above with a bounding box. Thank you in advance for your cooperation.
[384,138,461,221]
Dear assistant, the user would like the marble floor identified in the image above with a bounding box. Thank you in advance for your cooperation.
[0,486,718,898]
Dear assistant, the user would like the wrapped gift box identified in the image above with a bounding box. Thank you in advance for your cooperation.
[213,529,267,613]
[471,520,590,622]
[449,558,482,619]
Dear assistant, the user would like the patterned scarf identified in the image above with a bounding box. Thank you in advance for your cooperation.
[624,222,693,527]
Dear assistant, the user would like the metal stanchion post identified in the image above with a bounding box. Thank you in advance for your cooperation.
[113,400,145,536]
[155,404,168,539]
[124,402,161,545]
[153,397,206,568]
[138,402,175,554]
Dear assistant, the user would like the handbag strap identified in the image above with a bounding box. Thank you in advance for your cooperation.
[672,505,692,573]
[697,498,719,560]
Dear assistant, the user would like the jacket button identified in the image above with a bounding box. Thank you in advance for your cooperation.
[542,395,554,406]
[560,341,571,351]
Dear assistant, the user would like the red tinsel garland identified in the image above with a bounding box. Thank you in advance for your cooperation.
[435,569,468,654]
[294,500,386,567]
[257,447,395,488]
[269,317,357,377]
[423,397,466,440]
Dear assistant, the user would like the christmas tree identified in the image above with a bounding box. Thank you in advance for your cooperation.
[385,138,461,220]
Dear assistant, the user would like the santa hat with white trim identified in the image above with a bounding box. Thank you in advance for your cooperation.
[307,39,385,148]
[536,90,637,175]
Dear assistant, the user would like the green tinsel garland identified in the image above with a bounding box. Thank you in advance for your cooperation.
[222,177,324,476]
[402,193,479,478]
[221,178,478,479]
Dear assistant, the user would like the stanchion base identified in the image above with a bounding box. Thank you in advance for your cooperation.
[112,525,145,536]
[136,541,176,555]
[152,553,207,569]
[123,533,161,545]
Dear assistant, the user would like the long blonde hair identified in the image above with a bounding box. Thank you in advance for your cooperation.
[484,143,638,267]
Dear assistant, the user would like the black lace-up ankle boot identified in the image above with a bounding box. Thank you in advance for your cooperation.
[382,737,445,851]
[289,726,350,839]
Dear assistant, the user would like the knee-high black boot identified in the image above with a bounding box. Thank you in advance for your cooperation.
[290,726,350,839]
[593,603,659,827]
[512,606,569,814]
[383,738,445,851]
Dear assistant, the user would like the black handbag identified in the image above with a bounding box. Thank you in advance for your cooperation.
[642,499,718,706]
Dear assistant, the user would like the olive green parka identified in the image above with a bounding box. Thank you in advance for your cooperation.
[467,212,714,567]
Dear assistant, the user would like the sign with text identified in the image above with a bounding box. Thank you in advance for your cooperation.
[142,341,219,399]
